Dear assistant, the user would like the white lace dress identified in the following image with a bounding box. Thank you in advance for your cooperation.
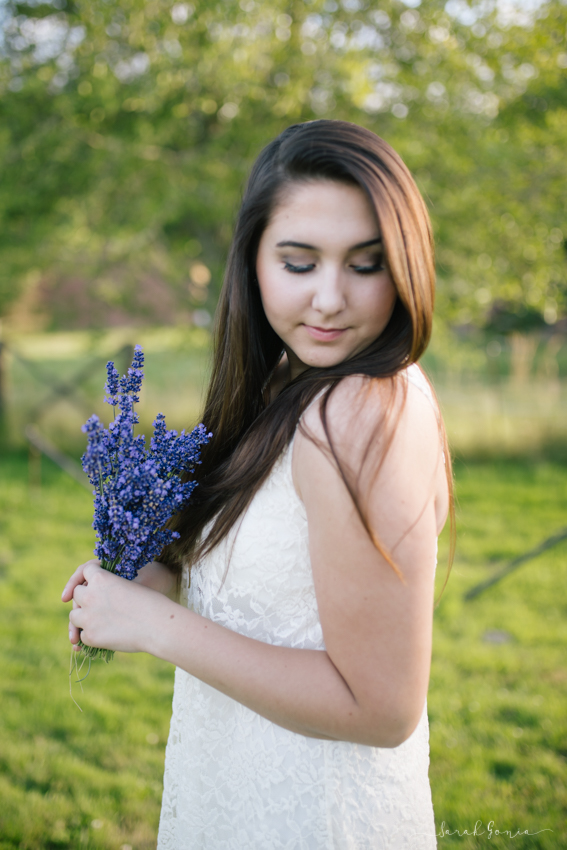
[158,368,438,849]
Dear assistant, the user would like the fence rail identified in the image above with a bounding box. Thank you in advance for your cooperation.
[24,424,90,490]
[0,339,134,491]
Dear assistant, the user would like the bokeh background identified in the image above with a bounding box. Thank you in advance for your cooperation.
[0,0,566,847]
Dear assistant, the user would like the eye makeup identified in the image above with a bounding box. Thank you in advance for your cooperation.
[276,236,385,275]
[283,261,316,274]
[349,259,385,274]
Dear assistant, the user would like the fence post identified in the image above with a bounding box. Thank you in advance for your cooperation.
[29,441,42,493]
[0,340,7,447]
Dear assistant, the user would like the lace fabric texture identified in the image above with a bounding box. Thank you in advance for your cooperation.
[158,365,438,849]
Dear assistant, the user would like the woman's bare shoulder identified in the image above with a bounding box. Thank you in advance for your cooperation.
[300,374,389,442]
[294,371,445,514]
[299,372,438,455]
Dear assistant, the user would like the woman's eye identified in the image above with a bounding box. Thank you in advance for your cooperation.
[351,260,385,274]
[283,261,315,274]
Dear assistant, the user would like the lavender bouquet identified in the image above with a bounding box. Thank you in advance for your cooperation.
[79,345,211,662]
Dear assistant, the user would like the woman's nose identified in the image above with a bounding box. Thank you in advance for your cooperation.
[311,267,346,316]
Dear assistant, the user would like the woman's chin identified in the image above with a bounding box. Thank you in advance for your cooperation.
[292,354,348,374]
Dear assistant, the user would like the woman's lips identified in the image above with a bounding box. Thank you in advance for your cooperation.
[304,325,348,341]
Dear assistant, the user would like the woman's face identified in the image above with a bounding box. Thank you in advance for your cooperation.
[256,180,397,380]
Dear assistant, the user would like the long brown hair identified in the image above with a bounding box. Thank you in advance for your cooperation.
[162,120,454,599]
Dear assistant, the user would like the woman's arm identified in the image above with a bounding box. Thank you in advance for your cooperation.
[69,569,363,741]
[66,377,447,748]
[293,377,446,743]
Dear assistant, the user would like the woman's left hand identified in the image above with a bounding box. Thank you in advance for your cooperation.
[68,562,172,654]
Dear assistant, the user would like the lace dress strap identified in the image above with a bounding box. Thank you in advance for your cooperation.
[405,364,445,465]
[405,363,436,407]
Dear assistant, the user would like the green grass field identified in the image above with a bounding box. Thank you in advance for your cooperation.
[1,448,565,849]
[1,329,566,848]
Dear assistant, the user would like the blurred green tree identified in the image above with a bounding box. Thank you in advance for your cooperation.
[0,0,565,330]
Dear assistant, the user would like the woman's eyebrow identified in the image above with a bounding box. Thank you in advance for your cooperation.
[350,237,382,250]
[275,237,382,250]
[275,240,317,249]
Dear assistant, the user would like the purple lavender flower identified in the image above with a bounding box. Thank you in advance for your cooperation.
[80,346,211,662]
[119,344,144,404]
[104,362,120,407]
[81,415,113,483]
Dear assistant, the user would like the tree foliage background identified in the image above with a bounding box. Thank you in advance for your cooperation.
[1,0,566,333]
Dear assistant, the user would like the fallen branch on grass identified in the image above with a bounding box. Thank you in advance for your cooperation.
[464,526,567,601]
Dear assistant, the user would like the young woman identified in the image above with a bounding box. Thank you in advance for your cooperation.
[63,120,452,849]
